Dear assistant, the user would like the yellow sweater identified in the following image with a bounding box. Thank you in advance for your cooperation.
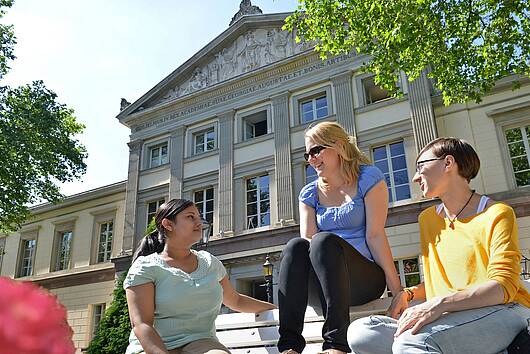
[419,203,530,307]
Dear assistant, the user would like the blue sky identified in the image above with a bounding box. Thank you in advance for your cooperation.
[3,0,299,196]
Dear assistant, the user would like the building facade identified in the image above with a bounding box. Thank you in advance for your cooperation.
[0,182,126,351]
[115,6,530,304]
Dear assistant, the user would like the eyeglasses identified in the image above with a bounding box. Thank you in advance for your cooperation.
[304,145,327,161]
[416,157,445,173]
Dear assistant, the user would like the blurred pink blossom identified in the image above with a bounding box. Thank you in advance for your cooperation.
[0,277,75,354]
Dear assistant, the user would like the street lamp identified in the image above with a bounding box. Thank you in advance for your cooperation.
[262,254,274,303]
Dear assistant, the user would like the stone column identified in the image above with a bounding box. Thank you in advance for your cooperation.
[121,139,142,255]
[169,126,186,199]
[331,71,357,136]
[408,70,437,152]
[218,110,235,236]
[271,92,295,225]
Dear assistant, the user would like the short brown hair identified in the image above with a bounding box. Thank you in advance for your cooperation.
[418,138,480,182]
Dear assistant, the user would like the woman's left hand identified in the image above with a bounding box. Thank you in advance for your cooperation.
[394,298,444,337]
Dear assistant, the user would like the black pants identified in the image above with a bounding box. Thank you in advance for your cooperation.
[277,233,386,353]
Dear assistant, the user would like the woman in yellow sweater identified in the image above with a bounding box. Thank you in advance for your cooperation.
[348,138,530,354]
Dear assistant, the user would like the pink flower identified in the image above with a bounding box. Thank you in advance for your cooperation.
[0,277,75,354]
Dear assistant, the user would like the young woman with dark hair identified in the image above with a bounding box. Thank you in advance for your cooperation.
[124,199,276,354]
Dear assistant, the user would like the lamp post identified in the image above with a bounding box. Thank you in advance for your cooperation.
[262,254,274,303]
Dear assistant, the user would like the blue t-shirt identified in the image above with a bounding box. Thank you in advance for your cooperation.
[123,250,227,353]
[298,164,385,261]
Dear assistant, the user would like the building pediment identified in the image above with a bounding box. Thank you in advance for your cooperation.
[117,12,313,124]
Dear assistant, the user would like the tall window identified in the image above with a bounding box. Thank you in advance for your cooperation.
[18,238,36,277]
[194,188,214,236]
[373,141,411,203]
[97,221,113,263]
[243,110,268,140]
[54,231,73,271]
[300,95,328,123]
[147,199,165,225]
[91,304,106,338]
[246,175,270,229]
[194,129,215,154]
[362,76,391,105]
[0,237,6,274]
[505,125,530,187]
[149,143,168,168]
[305,164,318,185]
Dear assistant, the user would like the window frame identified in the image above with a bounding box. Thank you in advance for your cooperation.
[53,230,74,272]
[193,187,215,237]
[143,138,170,170]
[503,124,530,188]
[245,174,271,230]
[372,141,412,204]
[193,128,216,155]
[17,230,38,278]
[96,220,114,263]
[386,256,423,297]
[88,303,106,340]
[355,72,403,108]
[146,198,165,227]
[291,86,333,126]
[241,108,270,141]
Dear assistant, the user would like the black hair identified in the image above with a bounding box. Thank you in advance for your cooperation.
[132,199,195,262]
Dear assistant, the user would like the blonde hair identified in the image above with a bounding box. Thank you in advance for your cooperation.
[305,121,370,190]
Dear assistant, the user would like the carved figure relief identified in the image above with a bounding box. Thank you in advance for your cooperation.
[158,27,312,104]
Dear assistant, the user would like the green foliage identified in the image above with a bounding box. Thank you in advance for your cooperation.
[0,81,87,232]
[86,271,131,354]
[285,0,530,105]
[0,0,16,79]
[145,218,157,235]
[0,1,87,232]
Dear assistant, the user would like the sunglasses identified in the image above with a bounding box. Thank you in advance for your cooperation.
[304,145,327,161]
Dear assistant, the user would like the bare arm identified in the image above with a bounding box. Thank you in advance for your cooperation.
[299,201,318,240]
[126,283,168,354]
[364,180,402,296]
[221,276,277,313]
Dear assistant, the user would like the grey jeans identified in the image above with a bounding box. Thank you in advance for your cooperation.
[347,303,530,354]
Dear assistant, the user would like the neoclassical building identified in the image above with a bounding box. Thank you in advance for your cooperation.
[114,1,530,303]
[1,2,530,352]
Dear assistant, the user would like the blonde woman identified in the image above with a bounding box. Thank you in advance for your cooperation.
[278,122,402,354]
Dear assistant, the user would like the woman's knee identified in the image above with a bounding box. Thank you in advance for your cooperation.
[392,331,438,354]
[347,317,374,352]
[283,237,310,257]
[309,232,341,251]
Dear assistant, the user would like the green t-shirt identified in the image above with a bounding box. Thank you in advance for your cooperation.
[123,250,227,353]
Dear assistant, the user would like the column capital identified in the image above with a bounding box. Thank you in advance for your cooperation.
[270,91,290,102]
[127,139,143,151]
[169,125,186,137]
[217,109,236,122]
[330,70,353,84]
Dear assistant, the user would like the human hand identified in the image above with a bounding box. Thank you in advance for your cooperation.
[386,290,409,319]
[394,298,444,337]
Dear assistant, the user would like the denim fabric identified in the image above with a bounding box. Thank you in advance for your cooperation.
[347,303,530,354]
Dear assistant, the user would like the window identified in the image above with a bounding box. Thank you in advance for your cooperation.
[305,164,318,185]
[91,303,106,338]
[246,175,270,229]
[0,237,6,273]
[373,141,411,203]
[505,124,530,187]
[243,110,268,140]
[236,277,268,302]
[18,238,36,277]
[147,199,165,226]
[300,95,328,123]
[362,76,391,105]
[97,221,113,263]
[388,257,422,296]
[194,129,216,154]
[54,231,73,271]
[194,188,214,237]
[149,143,168,168]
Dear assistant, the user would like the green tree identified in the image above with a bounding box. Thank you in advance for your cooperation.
[285,0,530,105]
[86,272,131,354]
[0,1,87,232]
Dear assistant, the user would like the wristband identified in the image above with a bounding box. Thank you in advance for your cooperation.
[403,287,414,302]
